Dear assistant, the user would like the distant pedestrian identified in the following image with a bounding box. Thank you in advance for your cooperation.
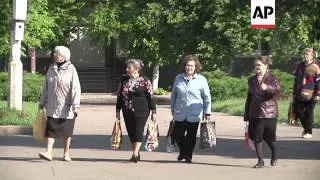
[171,55,212,163]
[293,47,320,139]
[116,59,156,163]
[244,56,280,168]
[39,46,81,161]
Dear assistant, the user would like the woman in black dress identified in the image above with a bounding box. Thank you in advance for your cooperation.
[116,59,156,163]
[244,56,280,168]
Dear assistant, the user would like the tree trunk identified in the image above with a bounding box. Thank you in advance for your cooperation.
[152,64,159,91]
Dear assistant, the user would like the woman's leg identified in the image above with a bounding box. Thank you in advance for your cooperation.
[185,121,200,162]
[47,137,55,154]
[264,118,278,166]
[63,137,72,156]
[252,119,264,167]
[132,113,149,157]
[303,101,315,135]
[173,121,187,159]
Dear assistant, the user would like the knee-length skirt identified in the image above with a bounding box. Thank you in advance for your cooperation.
[45,116,75,138]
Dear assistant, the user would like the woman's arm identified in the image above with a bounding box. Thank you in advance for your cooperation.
[145,78,156,113]
[39,78,48,108]
[200,77,212,115]
[116,79,124,112]
[71,67,81,110]
[244,80,252,122]
[170,76,178,115]
[263,76,280,96]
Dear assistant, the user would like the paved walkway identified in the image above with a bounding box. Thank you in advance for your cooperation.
[0,105,320,180]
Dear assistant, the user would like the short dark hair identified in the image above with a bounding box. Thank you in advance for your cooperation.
[255,56,272,65]
[181,55,202,73]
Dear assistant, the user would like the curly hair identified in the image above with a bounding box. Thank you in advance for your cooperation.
[181,55,202,74]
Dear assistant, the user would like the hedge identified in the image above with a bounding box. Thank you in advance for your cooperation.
[202,70,294,101]
[0,72,45,102]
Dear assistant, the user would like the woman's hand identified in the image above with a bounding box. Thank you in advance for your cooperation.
[205,114,211,121]
[116,111,121,120]
[261,83,268,90]
[151,112,157,121]
[73,107,79,118]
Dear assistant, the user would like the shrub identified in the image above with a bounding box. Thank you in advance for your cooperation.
[154,88,169,95]
[202,70,295,101]
[0,72,45,102]
[203,71,248,101]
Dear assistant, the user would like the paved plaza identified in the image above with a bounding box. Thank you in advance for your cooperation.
[0,105,319,180]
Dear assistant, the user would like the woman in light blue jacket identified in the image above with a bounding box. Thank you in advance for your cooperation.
[171,55,212,163]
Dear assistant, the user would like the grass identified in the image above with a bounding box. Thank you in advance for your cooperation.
[0,101,38,126]
[214,98,320,127]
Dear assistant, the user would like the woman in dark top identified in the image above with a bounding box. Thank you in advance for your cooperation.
[116,59,156,163]
[244,56,280,168]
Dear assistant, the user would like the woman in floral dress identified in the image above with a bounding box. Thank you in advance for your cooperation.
[116,59,156,163]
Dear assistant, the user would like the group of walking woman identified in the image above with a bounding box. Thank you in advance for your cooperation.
[38,46,319,168]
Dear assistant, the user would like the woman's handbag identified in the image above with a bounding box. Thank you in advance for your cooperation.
[288,101,297,125]
[111,120,122,150]
[144,120,160,152]
[32,108,47,141]
[166,120,175,153]
[199,120,216,149]
[245,122,255,151]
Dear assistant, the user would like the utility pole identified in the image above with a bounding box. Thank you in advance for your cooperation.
[8,0,28,110]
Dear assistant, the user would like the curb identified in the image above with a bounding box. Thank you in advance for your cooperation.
[81,95,171,105]
[0,126,32,136]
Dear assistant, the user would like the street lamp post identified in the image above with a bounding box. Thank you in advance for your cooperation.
[8,0,28,110]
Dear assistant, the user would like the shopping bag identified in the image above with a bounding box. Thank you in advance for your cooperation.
[245,122,255,151]
[166,120,175,153]
[288,101,297,125]
[199,120,216,149]
[144,120,159,152]
[111,120,122,150]
[32,108,47,141]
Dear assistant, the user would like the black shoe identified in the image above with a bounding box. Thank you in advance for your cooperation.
[177,155,185,161]
[129,154,139,163]
[271,159,278,166]
[253,161,264,168]
[185,158,192,164]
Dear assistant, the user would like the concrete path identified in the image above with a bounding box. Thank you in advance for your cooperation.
[0,105,319,180]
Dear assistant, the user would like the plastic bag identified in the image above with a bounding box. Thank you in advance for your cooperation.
[166,120,175,153]
[32,108,47,141]
[199,120,217,149]
[144,120,159,152]
[245,123,255,151]
[111,120,122,150]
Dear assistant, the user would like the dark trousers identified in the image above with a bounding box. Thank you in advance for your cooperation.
[123,110,149,143]
[173,120,199,159]
[294,100,315,134]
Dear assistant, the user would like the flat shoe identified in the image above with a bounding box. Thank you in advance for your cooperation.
[63,156,72,162]
[253,161,264,168]
[39,152,52,161]
[271,159,278,166]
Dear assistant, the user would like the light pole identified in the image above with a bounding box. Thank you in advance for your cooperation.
[8,0,28,110]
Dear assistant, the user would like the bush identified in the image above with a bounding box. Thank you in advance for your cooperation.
[154,88,169,95]
[202,71,248,101]
[202,70,294,101]
[0,72,45,102]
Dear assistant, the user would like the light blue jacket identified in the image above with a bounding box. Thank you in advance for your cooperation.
[171,73,212,122]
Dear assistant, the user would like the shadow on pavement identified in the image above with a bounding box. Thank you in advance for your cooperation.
[0,135,319,160]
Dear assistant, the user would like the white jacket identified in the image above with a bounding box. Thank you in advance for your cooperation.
[40,62,81,119]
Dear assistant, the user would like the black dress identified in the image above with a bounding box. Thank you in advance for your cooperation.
[116,75,156,142]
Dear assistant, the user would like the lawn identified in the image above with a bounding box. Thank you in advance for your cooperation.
[0,101,38,126]
[213,98,320,127]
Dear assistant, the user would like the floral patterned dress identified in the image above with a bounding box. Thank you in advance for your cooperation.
[116,75,156,113]
[116,75,156,142]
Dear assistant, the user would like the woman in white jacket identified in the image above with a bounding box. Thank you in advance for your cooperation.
[39,46,81,161]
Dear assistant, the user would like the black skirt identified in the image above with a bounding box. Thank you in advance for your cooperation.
[45,116,75,138]
[249,118,277,143]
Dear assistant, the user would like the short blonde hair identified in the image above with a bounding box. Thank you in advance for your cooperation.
[54,46,71,61]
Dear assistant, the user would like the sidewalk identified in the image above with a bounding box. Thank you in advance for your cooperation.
[0,105,319,180]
